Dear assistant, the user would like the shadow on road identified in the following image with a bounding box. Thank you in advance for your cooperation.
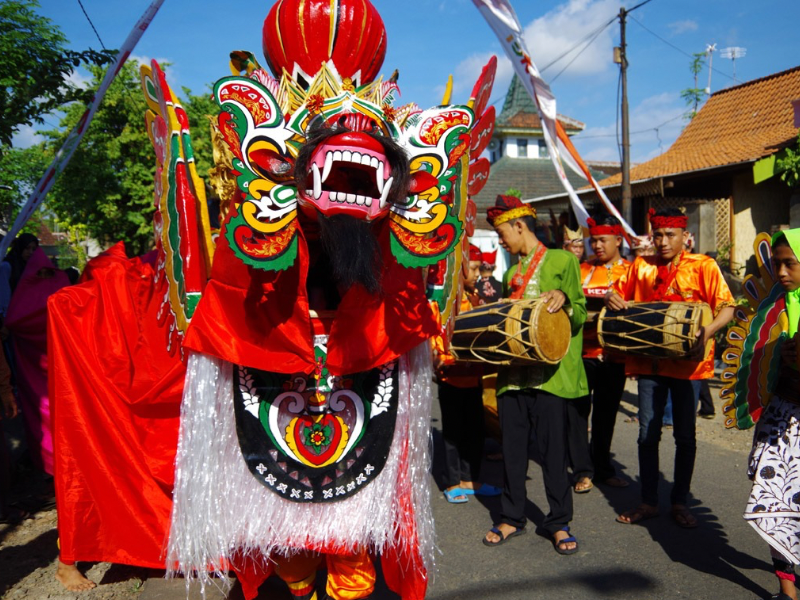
[0,527,58,593]
[429,568,655,599]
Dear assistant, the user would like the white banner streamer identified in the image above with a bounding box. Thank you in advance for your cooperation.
[472,0,636,239]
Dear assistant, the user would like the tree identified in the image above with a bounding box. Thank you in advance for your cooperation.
[44,61,156,255]
[0,0,116,148]
[776,130,800,189]
[43,61,220,256]
[680,52,707,120]
[0,143,50,229]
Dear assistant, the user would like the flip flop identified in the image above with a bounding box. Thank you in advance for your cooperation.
[599,476,629,488]
[573,479,593,494]
[616,504,659,525]
[463,484,502,497]
[482,525,525,547]
[443,488,468,504]
[552,526,579,555]
[671,505,698,529]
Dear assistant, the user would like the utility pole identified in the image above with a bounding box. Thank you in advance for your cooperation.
[618,6,632,226]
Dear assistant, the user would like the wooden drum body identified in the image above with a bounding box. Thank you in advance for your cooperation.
[598,301,712,359]
[450,299,571,365]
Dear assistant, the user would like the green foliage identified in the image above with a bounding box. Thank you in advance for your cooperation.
[44,61,156,255]
[680,52,707,121]
[0,143,50,230]
[504,188,522,199]
[0,0,116,148]
[776,130,800,189]
[180,86,218,179]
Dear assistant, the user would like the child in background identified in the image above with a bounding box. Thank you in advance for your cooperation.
[744,229,800,600]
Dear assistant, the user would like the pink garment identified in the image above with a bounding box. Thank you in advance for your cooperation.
[6,248,69,474]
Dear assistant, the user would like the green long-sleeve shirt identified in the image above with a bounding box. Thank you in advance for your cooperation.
[497,247,588,399]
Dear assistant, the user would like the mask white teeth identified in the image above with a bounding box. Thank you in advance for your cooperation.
[356,195,365,205]
[312,163,322,199]
[365,197,372,207]
[346,193,356,204]
[322,152,334,182]
[376,163,385,195]
[343,150,352,162]
[379,176,393,209]
[370,156,379,169]
[361,154,371,166]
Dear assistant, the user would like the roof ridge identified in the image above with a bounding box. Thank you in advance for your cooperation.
[711,64,800,97]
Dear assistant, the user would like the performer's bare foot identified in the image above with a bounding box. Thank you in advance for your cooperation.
[56,559,96,591]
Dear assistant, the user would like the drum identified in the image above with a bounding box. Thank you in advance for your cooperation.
[597,301,712,359]
[450,299,571,365]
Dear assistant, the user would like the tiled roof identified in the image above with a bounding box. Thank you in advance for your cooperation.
[472,157,599,229]
[597,65,800,187]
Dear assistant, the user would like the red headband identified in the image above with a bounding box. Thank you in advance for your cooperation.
[587,218,623,237]
[468,244,482,262]
[648,208,687,229]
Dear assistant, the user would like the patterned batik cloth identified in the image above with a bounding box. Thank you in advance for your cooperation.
[745,396,800,564]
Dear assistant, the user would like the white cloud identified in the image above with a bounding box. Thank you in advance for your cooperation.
[449,0,618,105]
[11,125,44,149]
[667,20,699,35]
[573,91,688,163]
[63,69,92,90]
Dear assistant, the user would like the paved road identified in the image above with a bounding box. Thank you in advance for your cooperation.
[142,383,774,600]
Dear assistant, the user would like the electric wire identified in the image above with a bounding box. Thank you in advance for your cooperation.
[550,19,616,83]
[76,0,107,49]
[540,15,618,74]
[629,15,735,82]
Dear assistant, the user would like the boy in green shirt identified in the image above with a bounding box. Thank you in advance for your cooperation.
[482,195,588,555]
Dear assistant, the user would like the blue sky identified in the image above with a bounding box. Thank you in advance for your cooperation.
[18,0,800,165]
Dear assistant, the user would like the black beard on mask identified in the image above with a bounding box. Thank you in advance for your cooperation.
[317,214,383,296]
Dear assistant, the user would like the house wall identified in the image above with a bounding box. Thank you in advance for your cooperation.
[732,172,791,273]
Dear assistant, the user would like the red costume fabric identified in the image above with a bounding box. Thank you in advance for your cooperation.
[184,214,438,376]
[6,248,69,474]
[49,243,183,567]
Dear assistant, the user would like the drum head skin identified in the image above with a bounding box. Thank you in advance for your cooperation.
[526,301,571,363]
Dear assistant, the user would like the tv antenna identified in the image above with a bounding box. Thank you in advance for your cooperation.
[705,43,716,94]
[720,46,746,84]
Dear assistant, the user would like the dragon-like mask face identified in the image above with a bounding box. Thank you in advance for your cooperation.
[295,115,409,222]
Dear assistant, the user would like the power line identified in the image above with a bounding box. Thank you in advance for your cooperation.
[629,15,735,82]
[550,19,616,83]
[540,16,617,74]
[580,111,685,139]
[76,0,106,49]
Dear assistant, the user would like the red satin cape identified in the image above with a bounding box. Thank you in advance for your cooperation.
[49,243,184,567]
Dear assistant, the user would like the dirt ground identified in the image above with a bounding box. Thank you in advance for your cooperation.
[0,375,755,600]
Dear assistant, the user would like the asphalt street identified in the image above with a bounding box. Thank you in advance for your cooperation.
[141,381,774,600]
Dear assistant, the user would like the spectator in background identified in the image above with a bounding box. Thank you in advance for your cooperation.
[5,247,70,476]
[476,249,502,304]
[562,225,585,262]
[0,347,22,524]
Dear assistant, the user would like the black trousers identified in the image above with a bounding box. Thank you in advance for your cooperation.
[697,379,714,415]
[588,358,627,481]
[437,382,485,488]
[498,389,572,535]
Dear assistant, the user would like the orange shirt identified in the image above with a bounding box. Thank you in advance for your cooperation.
[581,258,630,359]
[612,252,735,379]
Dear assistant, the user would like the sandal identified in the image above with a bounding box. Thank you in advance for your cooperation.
[671,505,698,529]
[552,526,579,555]
[573,478,593,494]
[616,504,659,524]
[482,525,525,547]
[443,488,468,504]
[463,484,502,497]
[599,476,629,488]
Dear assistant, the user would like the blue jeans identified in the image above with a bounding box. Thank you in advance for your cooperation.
[637,376,702,507]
